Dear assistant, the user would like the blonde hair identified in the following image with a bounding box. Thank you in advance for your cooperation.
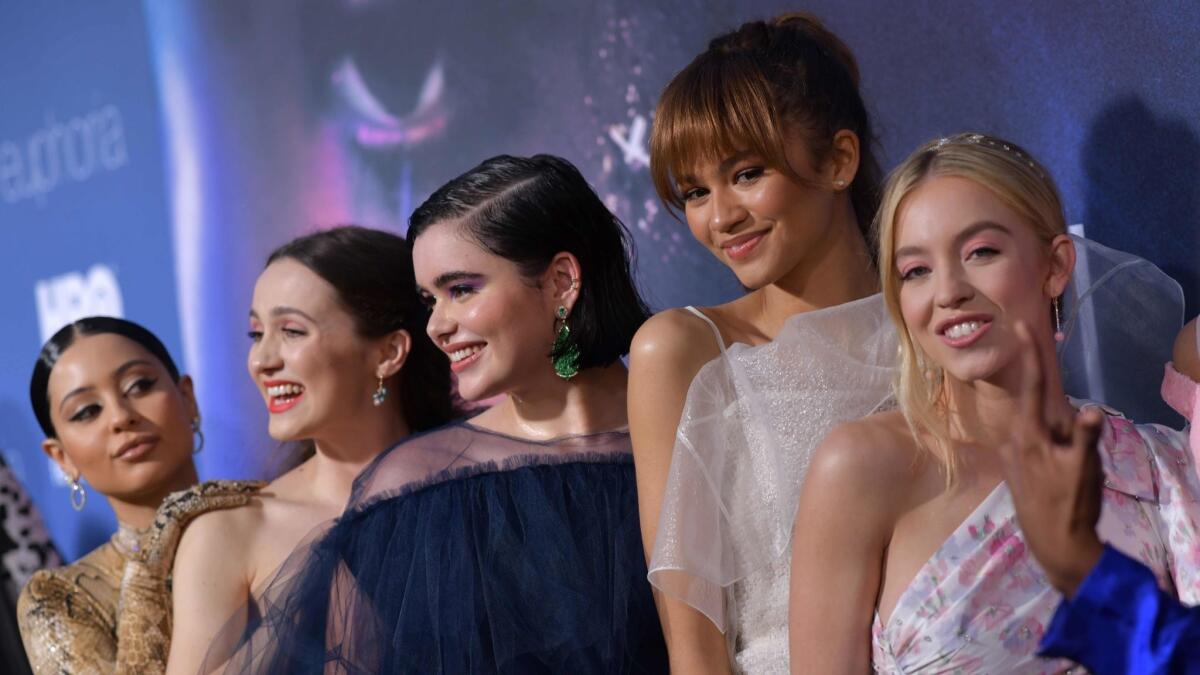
[873,133,1066,482]
[649,12,881,235]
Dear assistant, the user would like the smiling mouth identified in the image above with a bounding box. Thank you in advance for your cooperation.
[722,232,767,261]
[448,344,485,373]
[939,319,993,347]
[266,383,305,413]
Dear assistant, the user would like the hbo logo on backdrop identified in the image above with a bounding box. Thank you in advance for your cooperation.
[35,264,124,343]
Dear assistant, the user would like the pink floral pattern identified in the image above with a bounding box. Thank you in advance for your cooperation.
[871,407,1200,673]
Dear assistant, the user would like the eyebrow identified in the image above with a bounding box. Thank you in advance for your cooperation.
[248,306,318,322]
[57,359,155,413]
[677,150,758,186]
[431,271,484,289]
[894,220,1013,260]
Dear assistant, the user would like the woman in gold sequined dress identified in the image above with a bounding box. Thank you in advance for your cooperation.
[17,317,260,675]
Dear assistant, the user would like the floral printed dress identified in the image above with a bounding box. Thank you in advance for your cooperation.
[871,405,1200,673]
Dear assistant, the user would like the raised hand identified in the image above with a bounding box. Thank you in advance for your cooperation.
[113,479,264,674]
[132,479,265,576]
[998,321,1105,598]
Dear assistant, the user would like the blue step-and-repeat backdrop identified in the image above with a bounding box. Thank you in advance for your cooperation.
[2,1,1197,561]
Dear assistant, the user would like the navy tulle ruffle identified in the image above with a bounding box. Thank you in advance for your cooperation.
[213,431,667,674]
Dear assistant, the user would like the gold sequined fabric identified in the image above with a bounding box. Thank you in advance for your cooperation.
[16,479,265,675]
[18,533,125,675]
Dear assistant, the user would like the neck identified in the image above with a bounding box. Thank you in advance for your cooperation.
[483,362,630,440]
[309,409,411,508]
[754,203,878,338]
[108,461,199,530]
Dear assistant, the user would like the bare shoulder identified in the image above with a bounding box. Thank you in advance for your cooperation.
[808,410,920,498]
[176,493,264,575]
[629,307,724,371]
[1174,317,1200,381]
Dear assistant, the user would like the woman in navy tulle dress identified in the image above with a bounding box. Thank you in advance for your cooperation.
[205,155,667,674]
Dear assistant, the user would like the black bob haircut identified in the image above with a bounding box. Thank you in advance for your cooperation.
[407,154,651,371]
[30,316,180,438]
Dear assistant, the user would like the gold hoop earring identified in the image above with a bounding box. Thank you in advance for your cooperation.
[191,418,205,454]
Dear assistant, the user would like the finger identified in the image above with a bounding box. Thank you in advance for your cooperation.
[1014,321,1048,442]
[1071,408,1104,451]
[1072,408,1106,527]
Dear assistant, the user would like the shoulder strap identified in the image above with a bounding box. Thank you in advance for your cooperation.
[684,306,726,353]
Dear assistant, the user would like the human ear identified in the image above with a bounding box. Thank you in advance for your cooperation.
[1044,234,1076,299]
[376,329,413,380]
[41,438,79,483]
[543,252,583,313]
[827,129,861,190]
[177,375,200,423]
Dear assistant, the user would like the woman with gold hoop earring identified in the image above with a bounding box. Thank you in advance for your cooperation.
[19,317,261,675]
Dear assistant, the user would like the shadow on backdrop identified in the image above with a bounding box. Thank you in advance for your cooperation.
[1079,95,1199,426]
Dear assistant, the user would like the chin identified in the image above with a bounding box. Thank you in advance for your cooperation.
[267,420,311,442]
[941,355,1007,385]
[731,266,774,291]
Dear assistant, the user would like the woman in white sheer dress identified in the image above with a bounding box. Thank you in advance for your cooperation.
[628,12,897,674]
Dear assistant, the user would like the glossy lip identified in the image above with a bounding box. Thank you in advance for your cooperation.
[112,434,159,461]
[443,341,486,375]
[720,229,769,262]
[263,379,305,414]
[936,314,994,348]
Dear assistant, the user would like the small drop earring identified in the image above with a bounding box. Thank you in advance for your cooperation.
[372,377,389,406]
[1053,296,1065,343]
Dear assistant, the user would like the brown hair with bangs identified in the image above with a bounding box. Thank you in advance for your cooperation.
[650,12,881,238]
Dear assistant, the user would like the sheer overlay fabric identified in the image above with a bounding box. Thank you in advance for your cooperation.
[202,422,667,674]
[1058,234,1185,425]
[647,294,898,672]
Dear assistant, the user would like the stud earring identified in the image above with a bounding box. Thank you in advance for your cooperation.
[372,377,389,406]
[552,306,581,380]
[833,178,847,189]
[1053,296,1065,343]
[69,476,87,512]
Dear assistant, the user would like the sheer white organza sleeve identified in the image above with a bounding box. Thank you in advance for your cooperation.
[646,293,897,632]
[1059,234,1185,426]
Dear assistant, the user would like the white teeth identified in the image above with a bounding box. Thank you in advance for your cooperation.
[449,345,484,363]
[945,321,983,340]
[267,384,305,398]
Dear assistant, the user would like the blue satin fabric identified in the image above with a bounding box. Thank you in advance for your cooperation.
[1039,545,1200,674]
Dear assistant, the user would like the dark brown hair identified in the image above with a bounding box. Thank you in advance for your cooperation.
[267,226,456,471]
[650,12,881,237]
[408,154,650,371]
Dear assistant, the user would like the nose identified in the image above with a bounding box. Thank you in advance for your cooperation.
[934,265,974,309]
[426,301,456,347]
[109,394,141,433]
[708,186,748,234]
[248,332,283,378]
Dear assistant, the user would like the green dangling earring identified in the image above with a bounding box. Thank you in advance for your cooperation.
[552,305,581,380]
